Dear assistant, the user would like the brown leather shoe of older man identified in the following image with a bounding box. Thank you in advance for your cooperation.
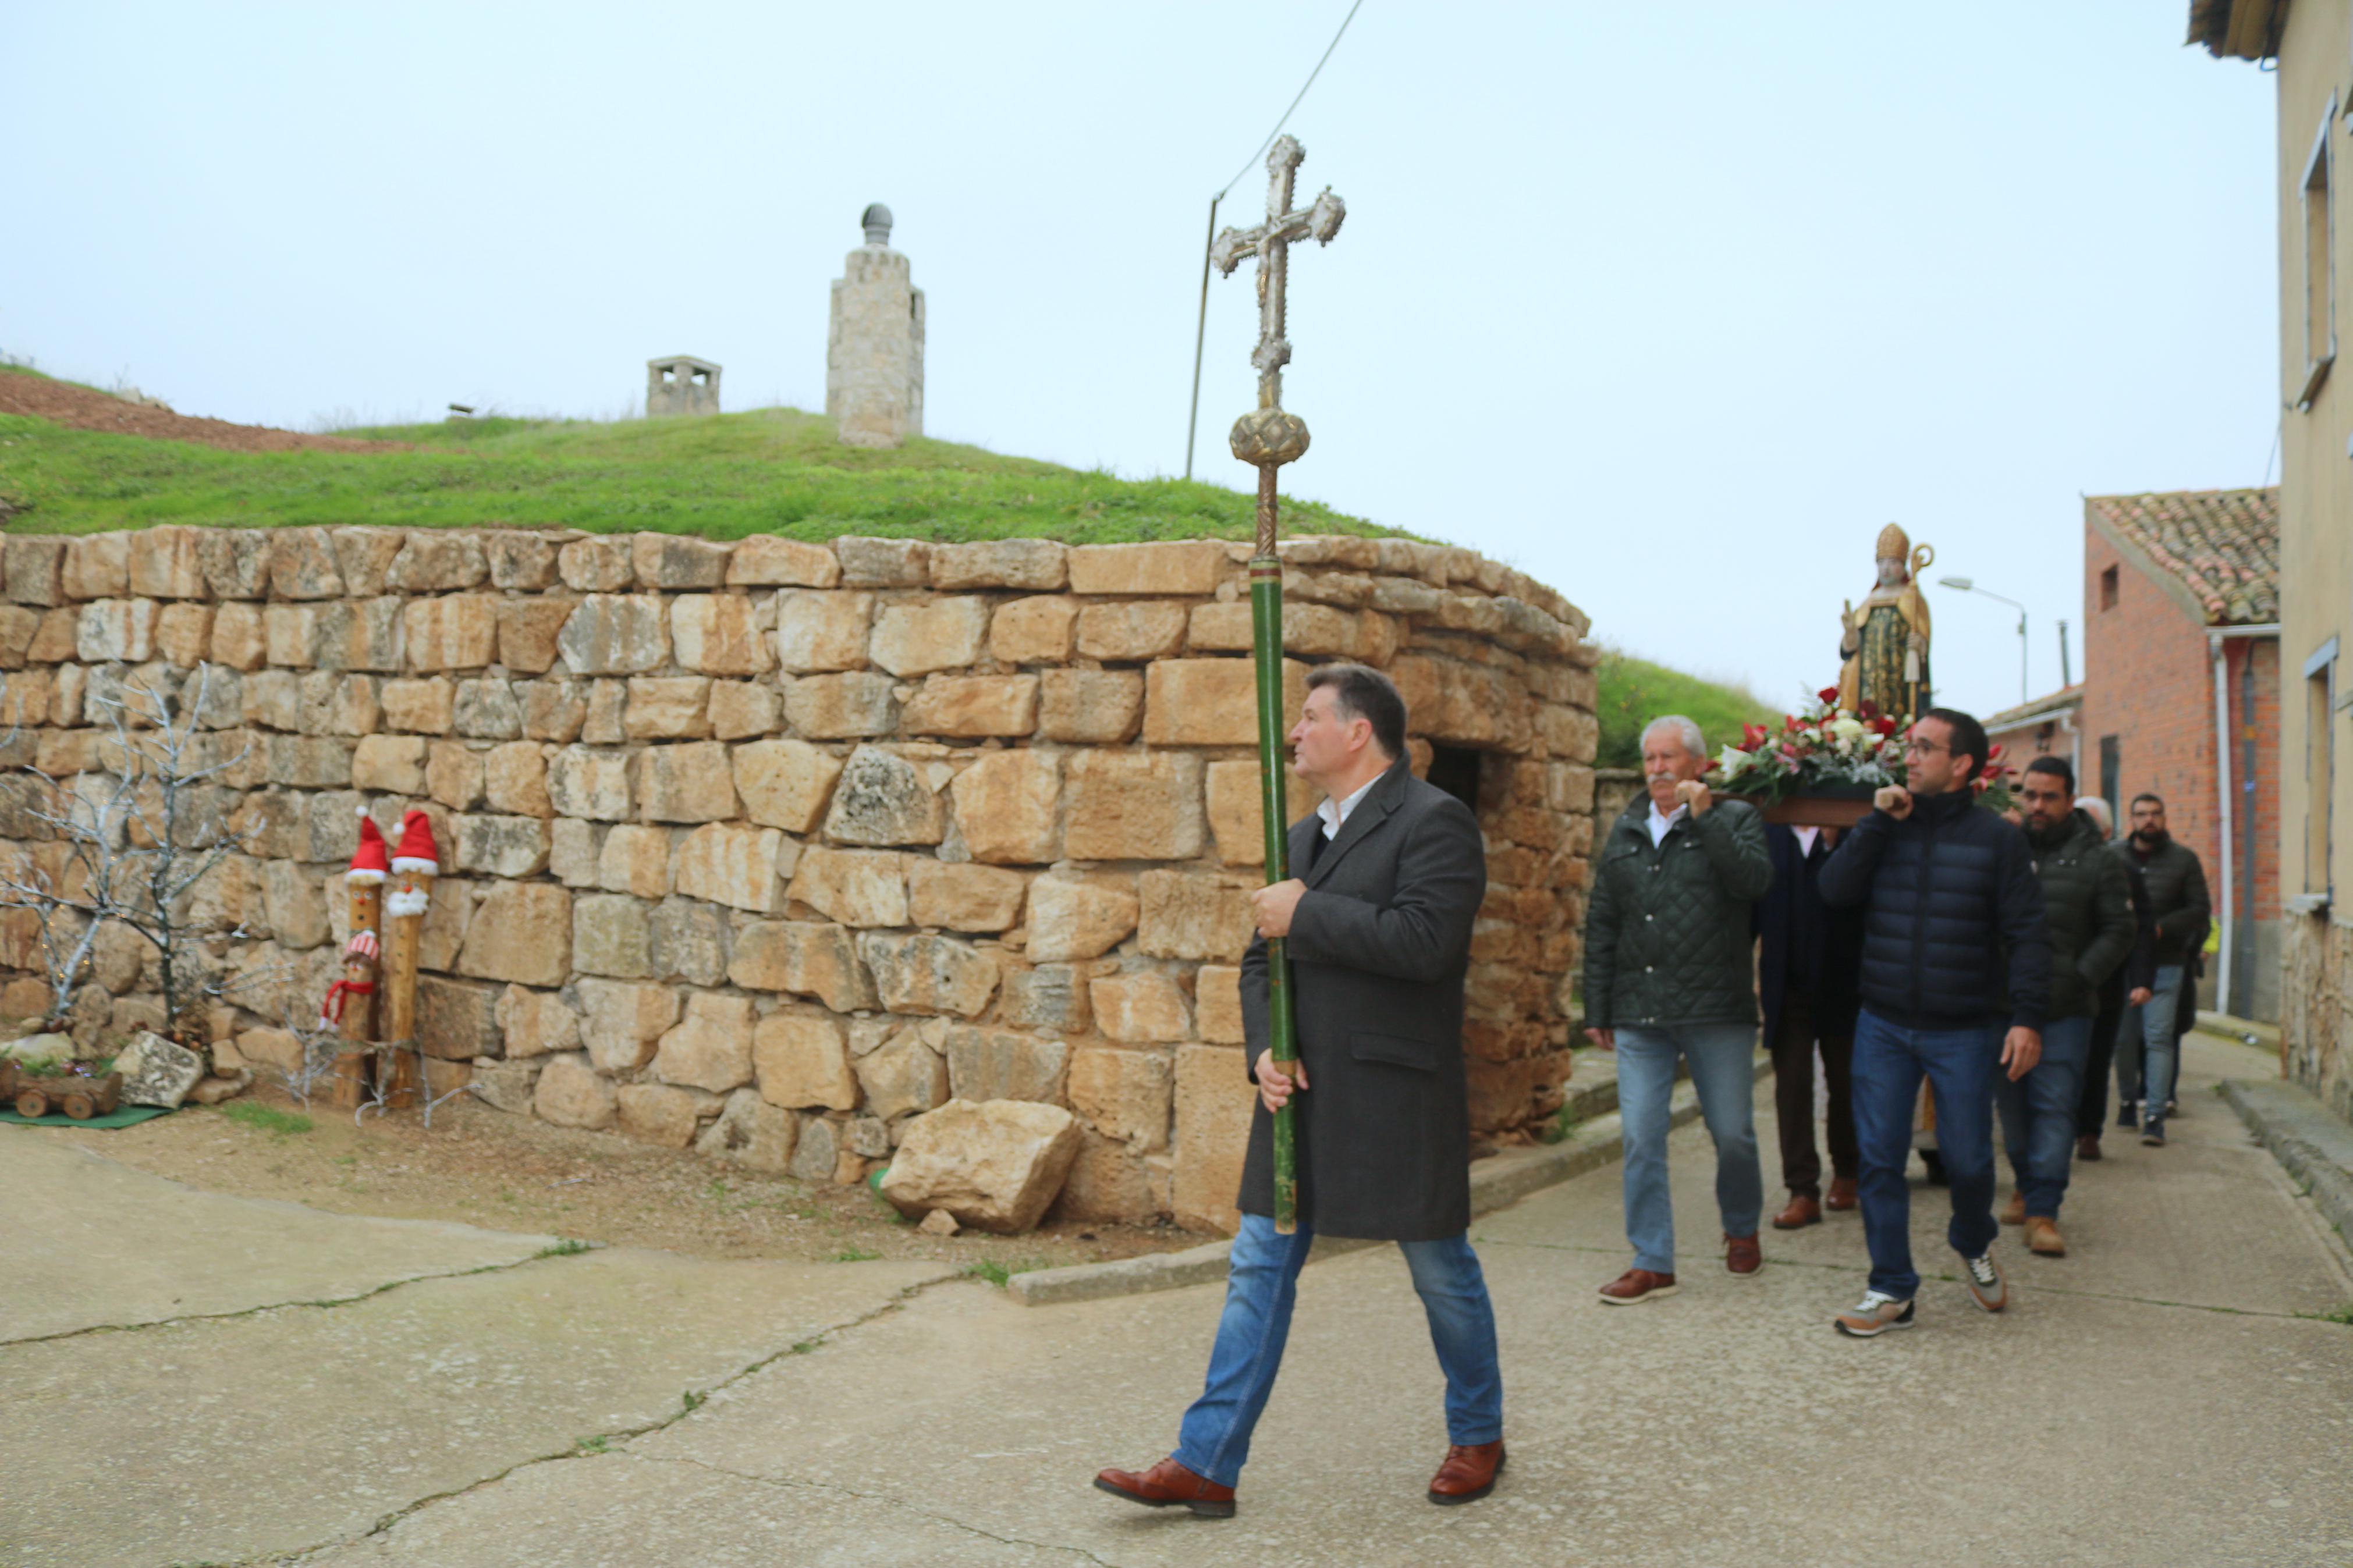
[1428,1441,1506,1505]
[1726,1233,1763,1276]
[1773,1194,1823,1229]
[1094,1457,1236,1519]
[1825,1176,1859,1211]
[1598,1268,1677,1304]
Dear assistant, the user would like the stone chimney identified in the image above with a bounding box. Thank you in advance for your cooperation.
[826,203,925,449]
[646,355,721,418]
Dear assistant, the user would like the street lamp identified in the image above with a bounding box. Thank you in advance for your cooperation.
[1938,575,2028,706]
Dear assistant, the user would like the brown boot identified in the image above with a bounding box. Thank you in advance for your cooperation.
[1094,1457,1236,1519]
[1825,1176,1859,1211]
[1773,1193,1823,1230]
[1428,1441,1506,1505]
[2000,1191,2026,1226]
[2076,1135,2102,1162]
[2025,1215,2067,1257]
[1725,1233,1763,1277]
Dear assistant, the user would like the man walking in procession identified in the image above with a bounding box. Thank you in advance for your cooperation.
[2114,794,2210,1146]
[1095,664,1503,1517]
[1759,819,1866,1229]
[1581,715,1772,1303]
[1819,709,2051,1336]
[2071,794,2155,1162]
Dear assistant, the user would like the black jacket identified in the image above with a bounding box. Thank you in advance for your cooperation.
[1581,795,1772,1029]
[1758,824,1866,1047]
[2025,810,2136,1020]
[2121,835,2210,968]
[1818,788,2053,1032]
[1238,761,1486,1242]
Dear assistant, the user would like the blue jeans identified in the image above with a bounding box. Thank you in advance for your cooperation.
[2117,964,2186,1125]
[1614,1023,1764,1274]
[1994,1014,2090,1218]
[1851,1008,2003,1300]
[1172,1215,1502,1488]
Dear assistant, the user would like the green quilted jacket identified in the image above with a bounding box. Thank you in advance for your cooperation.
[1582,795,1773,1028]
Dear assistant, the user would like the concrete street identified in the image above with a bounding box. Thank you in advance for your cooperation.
[5,1030,2350,1568]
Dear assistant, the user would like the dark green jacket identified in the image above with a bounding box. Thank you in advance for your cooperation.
[1582,795,1772,1028]
[2118,835,2211,967]
[2025,810,2136,1021]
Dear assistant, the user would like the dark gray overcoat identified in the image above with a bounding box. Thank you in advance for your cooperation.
[1237,759,1487,1242]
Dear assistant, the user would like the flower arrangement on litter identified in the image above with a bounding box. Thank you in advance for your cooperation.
[1709,689,2014,812]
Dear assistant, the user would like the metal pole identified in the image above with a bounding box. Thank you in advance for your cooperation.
[2059,619,2072,688]
[1183,196,1221,482]
[2212,631,2234,1019]
[2018,611,2029,705]
[1250,467,1299,1232]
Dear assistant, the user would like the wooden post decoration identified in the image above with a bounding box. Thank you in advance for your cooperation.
[377,809,439,1110]
[1211,133,1345,1234]
[322,809,389,1109]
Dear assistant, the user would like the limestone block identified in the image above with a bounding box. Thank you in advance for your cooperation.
[269,532,345,599]
[859,932,999,1018]
[907,860,1027,933]
[381,677,456,735]
[107,1030,201,1109]
[385,533,488,592]
[416,873,475,972]
[879,1099,1083,1234]
[673,822,787,912]
[480,740,551,817]
[929,538,1068,591]
[999,963,1091,1034]
[853,1023,950,1121]
[494,597,573,675]
[321,528,402,596]
[556,595,669,675]
[1025,875,1140,962]
[1091,969,1193,1043]
[581,680,624,744]
[773,589,875,673]
[754,1012,860,1110]
[623,676,712,740]
[901,674,1038,738]
[310,598,404,674]
[696,1087,799,1172]
[1390,654,1535,751]
[945,1026,1070,1105]
[1195,963,1245,1044]
[613,1083,708,1147]
[648,898,730,986]
[496,984,581,1058]
[195,531,270,600]
[128,527,205,599]
[456,882,571,986]
[484,531,560,591]
[1173,1043,1252,1233]
[1137,869,1258,962]
[571,892,654,979]
[1144,657,1308,748]
[3,539,64,606]
[74,599,157,663]
[707,680,780,740]
[1204,759,1321,867]
[728,920,876,1012]
[29,607,79,664]
[210,602,266,671]
[821,745,944,846]
[987,595,1078,665]
[264,604,318,667]
[1076,601,1188,663]
[597,824,672,897]
[1064,751,1204,862]
[353,734,428,795]
[1054,1129,1159,1224]
[452,678,522,740]
[784,671,898,738]
[733,738,841,831]
[400,595,498,673]
[522,680,587,743]
[1037,669,1143,744]
[833,536,930,587]
[668,593,770,676]
[787,845,907,927]
[269,735,356,790]
[869,596,989,677]
[727,536,840,587]
[293,670,377,737]
[1186,599,1360,658]
[557,536,634,592]
[425,740,485,809]
[653,992,756,1093]
[632,532,732,590]
[63,535,130,600]
[1067,541,1226,596]
[635,741,737,823]
[257,861,329,951]
[1068,1045,1173,1150]
[787,1113,841,1183]
[549,742,629,821]
[534,1053,617,1130]
[415,973,502,1060]
[467,1057,542,1114]
[947,748,1060,865]
[454,813,551,877]
[550,817,600,887]
[0,604,41,669]
[574,977,679,1073]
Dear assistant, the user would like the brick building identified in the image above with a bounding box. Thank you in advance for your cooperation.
[2078,488,2281,1022]
[1981,685,2083,787]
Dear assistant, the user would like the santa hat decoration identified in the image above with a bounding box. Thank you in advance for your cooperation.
[391,809,440,876]
[347,809,390,884]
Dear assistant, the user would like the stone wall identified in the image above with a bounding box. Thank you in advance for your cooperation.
[2282,912,2352,1122]
[0,525,1597,1232]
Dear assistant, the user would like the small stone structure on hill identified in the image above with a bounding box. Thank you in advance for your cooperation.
[826,205,925,449]
[0,525,1596,1232]
[647,355,722,418]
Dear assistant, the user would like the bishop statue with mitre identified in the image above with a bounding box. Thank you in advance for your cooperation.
[1837,523,1933,722]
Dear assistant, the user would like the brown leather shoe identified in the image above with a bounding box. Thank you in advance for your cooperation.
[1598,1268,1677,1304]
[2000,1191,2026,1226]
[1428,1440,1506,1505]
[1825,1176,1858,1211]
[2025,1215,2067,1257]
[1094,1456,1236,1519]
[2076,1135,2102,1162]
[1773,1194,1822,1230]
[1725,1233,1763,1276]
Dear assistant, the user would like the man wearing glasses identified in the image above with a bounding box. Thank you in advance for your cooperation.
[1817,709,2052,1337]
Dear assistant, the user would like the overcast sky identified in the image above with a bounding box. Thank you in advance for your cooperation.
[2,3,2276,721]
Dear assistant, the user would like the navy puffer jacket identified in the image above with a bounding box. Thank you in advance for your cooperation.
[1817,787,2052,1032]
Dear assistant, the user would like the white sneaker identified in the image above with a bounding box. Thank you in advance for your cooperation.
[1964,1250,2007,1313]
[1833,1288,1916,1338]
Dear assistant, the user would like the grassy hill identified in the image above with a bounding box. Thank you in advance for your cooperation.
[0,364,1400,544]
[1593,649,1780,769]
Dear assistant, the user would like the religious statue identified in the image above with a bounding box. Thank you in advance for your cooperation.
[1837,524,1934,721]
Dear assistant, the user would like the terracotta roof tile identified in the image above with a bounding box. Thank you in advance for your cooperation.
[2086,486,2278,625]
[1981,685,2084,733]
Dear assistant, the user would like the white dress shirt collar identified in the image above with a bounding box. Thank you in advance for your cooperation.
[1646,799,1688,847]
[1316,774,1382,840]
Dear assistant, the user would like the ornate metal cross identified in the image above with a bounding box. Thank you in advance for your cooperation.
[1212,134,1346,418]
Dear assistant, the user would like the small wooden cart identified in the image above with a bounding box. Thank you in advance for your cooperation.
[0,1059,125,1120]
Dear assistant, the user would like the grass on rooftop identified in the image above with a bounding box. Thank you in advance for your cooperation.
[1593,648,1780,770]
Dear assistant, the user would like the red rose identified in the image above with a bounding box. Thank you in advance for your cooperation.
[1818,687,1841,706]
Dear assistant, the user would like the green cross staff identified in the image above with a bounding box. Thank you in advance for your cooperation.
[1211,133,1344,1233]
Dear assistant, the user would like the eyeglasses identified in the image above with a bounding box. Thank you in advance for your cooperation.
[1903,738,1947,756]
